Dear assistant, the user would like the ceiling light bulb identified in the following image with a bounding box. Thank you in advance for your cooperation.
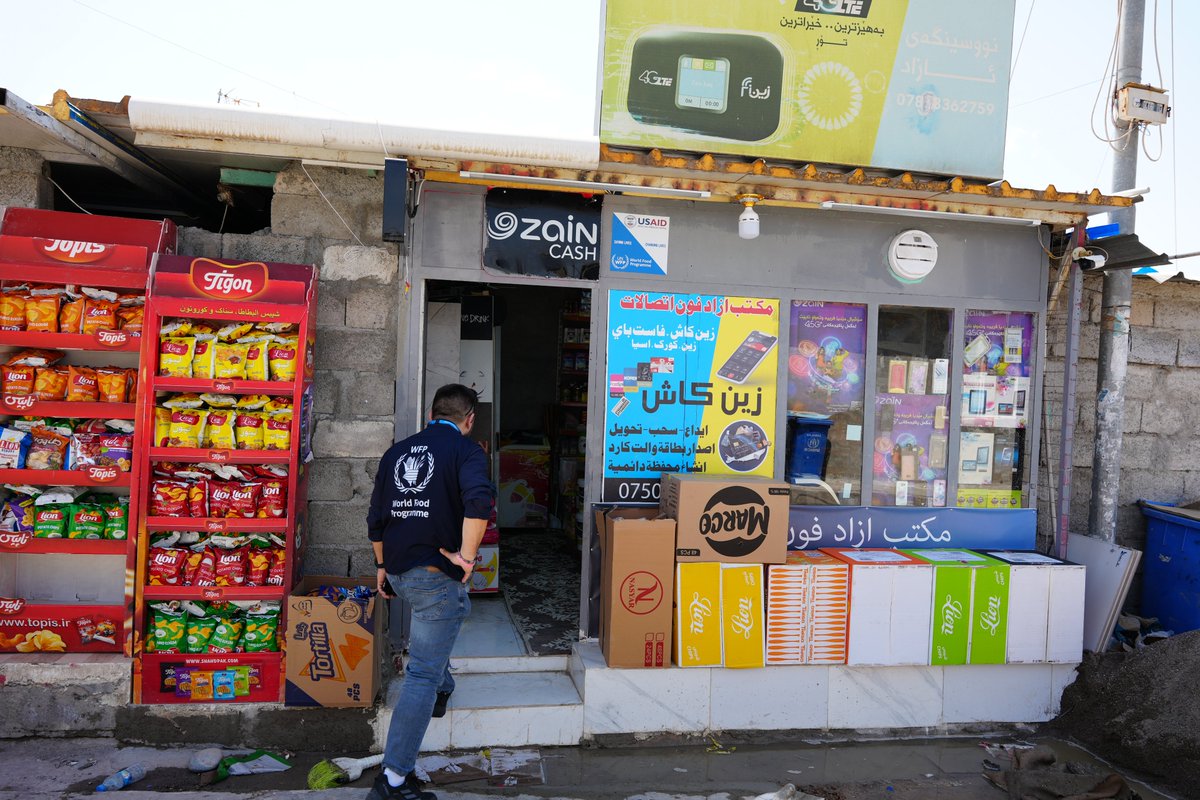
[738,205,760,240]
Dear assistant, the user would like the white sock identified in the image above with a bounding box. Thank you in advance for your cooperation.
[384,767,405,787]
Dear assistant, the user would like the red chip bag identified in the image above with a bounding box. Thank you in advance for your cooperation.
[150,480,189,517]
[256,480,287,518]
[267,547,287,586]
[188,480,208,518]
[245,547,271,586]
[66,365,99,402]
[2,364,34,396]
[187,547,217,587]
[207,481,234,518]
[228,483,261,519]
[213,547,247,587]
[82,298,118,335]
[148,547,188,586]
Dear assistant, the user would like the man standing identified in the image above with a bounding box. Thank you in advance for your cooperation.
[367,384,494,800]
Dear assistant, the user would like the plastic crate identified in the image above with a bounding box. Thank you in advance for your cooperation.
[1140,504,1200,634]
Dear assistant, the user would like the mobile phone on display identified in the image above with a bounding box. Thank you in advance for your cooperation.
[716,330,778,384]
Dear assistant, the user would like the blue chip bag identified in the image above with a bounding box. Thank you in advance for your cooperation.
[0,427,31,469]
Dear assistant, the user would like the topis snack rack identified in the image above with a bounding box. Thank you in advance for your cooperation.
[0,208,176,657]
[132,255,316,703]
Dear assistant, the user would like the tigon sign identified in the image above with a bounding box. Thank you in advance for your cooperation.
[188,259,268,301]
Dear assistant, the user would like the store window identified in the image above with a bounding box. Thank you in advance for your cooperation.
[957,310,1035,510]
[785,301,866,504]
[871,305,953,507]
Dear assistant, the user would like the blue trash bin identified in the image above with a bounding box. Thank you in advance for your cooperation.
[786,413,832,482]
[1139,503,1200,634]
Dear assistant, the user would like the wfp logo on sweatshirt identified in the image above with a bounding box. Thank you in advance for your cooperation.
[394,446,435,494]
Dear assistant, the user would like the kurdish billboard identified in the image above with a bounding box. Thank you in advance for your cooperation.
[601,0,1015,179]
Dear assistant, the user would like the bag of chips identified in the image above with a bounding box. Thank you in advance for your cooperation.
[150,480,190,517]
[267,336,299,382]
[66,365,99,402]
[206,616,244,654]
[2,496,34,533]
[1,364,34,396]
[199,393,237,408]
[71,433,134,471]
[245,546,271,586]
[67,504,106,539]
[257,480,287,518]
[154,407,171,448]
[242,609,279,653]
[185,547,217,586]
[59,295,85,334]
[263,413,292,451]
[217,322,254,342]
[234,412,264,450]
[168,409,206,449]
[150,603,186,654]
[228,483,261,519]
[33,505,68,538]
[6,349,62,367]
[264,397,292,415]
[244,340,269,381]
[185,612,217,654]
[0,291,26,331]
[190,338,216,380]
[162,393,203,409]
[81,298,119,335]
[0,427,31,469]
[160,319,191,336]
[125,367,138,401]
[95,368,128,403]
[25,294,60,332]
[158,336,196,378]
[148,546,189,585]
[267,547,287,586]
[27,427,70,470]
[204,409,236,450]
[214,547,248,586]
[188,480,209,518]
[102,498,128,540]
[213,342,248,380]
[33,367,68,400]
[116,305,143,335]
[236,394,269,410]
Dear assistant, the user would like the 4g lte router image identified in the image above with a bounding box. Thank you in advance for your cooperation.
[626,29,785,142]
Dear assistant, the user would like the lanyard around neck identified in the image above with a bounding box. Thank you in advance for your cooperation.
[429,419,460,432]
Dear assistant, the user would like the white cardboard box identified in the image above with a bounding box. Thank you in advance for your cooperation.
[823,549,933,666]
[984,551,1085,663]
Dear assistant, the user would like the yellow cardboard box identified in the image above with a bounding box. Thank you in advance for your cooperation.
[721,563,765,669]
[674,562,722,667]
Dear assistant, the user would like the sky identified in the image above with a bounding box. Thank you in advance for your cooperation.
[5,0,1196,276]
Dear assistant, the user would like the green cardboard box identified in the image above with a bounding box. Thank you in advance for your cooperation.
[903,550,1010,665]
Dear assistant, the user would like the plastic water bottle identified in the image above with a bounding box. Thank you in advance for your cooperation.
[96,764,146,792]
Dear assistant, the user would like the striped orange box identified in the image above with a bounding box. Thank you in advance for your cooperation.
[766,551,849,665]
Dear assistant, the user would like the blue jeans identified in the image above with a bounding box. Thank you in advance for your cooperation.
[383,567,470,776]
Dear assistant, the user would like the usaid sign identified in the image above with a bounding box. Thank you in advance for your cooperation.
[483,189,601,280]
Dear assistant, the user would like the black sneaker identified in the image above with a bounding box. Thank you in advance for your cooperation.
[432,690,452,718]
[365,771,437,800]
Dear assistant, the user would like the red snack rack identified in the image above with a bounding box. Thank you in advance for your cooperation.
[131,254,316,704]
[0,208,175,658]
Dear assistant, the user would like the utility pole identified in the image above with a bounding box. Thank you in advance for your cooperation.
[1088,0,1143,542]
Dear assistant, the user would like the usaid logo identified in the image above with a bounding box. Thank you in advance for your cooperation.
[698,486,772,558]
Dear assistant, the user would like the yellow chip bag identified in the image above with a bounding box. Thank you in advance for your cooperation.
[234,412,264,450]
[244,340,269,382]
[213,342,248,380]
[154,406,172,447]
[191,338,217,380]
[217,322,254,342]
[158,336,196,378]
[267,336,298,382]
[168,409,206,449]
[263,412,292,451]
[204,409,237,450]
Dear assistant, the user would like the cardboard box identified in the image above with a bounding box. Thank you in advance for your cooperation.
[766,550,849,665]
[904,549,1010,665]
[285,576,385,707]
[674,562,722,667]
[660,474,790,564]
[720,564,765,668]
[983,551,1085,663]
[823,549,933,666]
[596,508,675,668]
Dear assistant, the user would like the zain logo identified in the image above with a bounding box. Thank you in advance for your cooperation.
[740,77,771,101]
[487,211,520,240]
[395,451,434,494]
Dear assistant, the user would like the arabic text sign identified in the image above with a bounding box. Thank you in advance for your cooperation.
[788,506,1035,551]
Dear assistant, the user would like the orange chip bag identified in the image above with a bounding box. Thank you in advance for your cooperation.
[95,368,129,404]
[154,407,172,447]
[267,337,298,382]
[2,364,34,396]
[116,305,143,335]
[66,365,99,402]
[233,412,264,450]
[192,339,216,380]
[34,367,68,400]
[168,409,206,449]
[158,337,196,378]
[59,296,85,334]
[203,409,237,450]
[82,299,118,335]
[263,412,292,451]
[213,342,248,380]
[126,367,139,401]
[244,340,269,381]
[25,295,60,333]
[0,292,26,331]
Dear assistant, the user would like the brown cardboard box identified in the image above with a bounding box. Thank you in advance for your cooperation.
[596,507,675,668]
[660,474,790,564]
[285,576,385,707]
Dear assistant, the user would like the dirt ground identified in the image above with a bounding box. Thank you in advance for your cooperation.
[1048,629,1200,799]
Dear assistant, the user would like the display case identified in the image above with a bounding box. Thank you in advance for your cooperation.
[0,208,175,656]
[131,255,316,703]
[553,301,590,542]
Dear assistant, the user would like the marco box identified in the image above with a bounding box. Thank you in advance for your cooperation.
[661,474,790,564]
[597,507,676,668]
[285,576,385,707]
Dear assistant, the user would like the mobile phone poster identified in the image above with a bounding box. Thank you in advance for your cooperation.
[602,291,779,502]
[787,301,866,414]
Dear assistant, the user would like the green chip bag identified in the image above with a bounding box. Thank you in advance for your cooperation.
[150,605,186,654]
[67,503,106,540]
[207,616,244,654]
[102,500,128,540]
[241,611,280,653]
[33,505,68,538]
[185,611,217,654]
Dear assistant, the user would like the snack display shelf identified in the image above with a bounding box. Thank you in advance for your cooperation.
[152,298,307,325]
[137,651,283,704]
[0,262,150,290]
[0,400,137,419]
[0,536,127,555]
[0,468,132,487]
[142,585,286,602]
[0,330,141,353]
[143,516,288,533]
[151,378,295,395]
[147,448,292,465]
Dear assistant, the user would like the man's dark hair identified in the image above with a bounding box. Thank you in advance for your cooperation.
[431,383,478,422]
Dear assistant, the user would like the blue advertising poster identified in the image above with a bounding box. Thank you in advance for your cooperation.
[610,212,670,276]
[787,506,1035,551]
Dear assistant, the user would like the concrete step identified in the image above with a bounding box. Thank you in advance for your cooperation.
[449,653,569,675]
[376,670,583,751]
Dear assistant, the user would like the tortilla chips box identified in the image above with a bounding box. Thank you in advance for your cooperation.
[596,507,675,668]
[720,563,765,669]
[285,576,385,707]
[660,474,790,564]
[674,562,722,667]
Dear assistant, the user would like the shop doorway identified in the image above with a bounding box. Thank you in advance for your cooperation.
[423,280,589,657]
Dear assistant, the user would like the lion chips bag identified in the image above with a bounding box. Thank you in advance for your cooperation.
[33,367,68,400]
[0,291,26,331]
[204,409,236,450]
[207,481,234,517]
[148,546,188,585]
[263,413,292,451]
[116,305,143,335]
[267,547,287,586]
[7,349,62,367]
[228,483,261,519]
[102,499,128,540]
[185,612,217,654]
[2,364,34,396]
[213,342,248,380]
[186,547,216,586]
[245,547,271,586]
[25,294,60,332]
[59,296,84,334]
[66,365,99,402]
[67,504,106,539]
[244,340,269,381]
[257,480,287,518]
[241,609,279,653]
[158,336,196,377]
[206,617,244,654]
[154,407,172,447]
[82,299,119,335]
[125,367,138,400]
[150,604,186,654]
[217,322,253,342]
[95,368,128,403]
[214,547,248,586]
[267,336,298,382]
[168,409,206,448]
[33,505,68,538]
[234,412,264,450]
[191,338,216,380]
[188,480,208,518]
[150,480,189,517]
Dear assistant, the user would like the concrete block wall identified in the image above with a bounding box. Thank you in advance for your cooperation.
[1040,271,1200,555]
[0,146,49,211]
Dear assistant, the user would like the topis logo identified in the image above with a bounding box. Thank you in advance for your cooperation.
[189,259,268,301]
[0,531,32,550]
[698,485,772,558]
[0,597,26,615]
[36,238,113,264]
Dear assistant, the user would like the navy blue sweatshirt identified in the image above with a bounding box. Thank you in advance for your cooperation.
[367,421,495,581]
